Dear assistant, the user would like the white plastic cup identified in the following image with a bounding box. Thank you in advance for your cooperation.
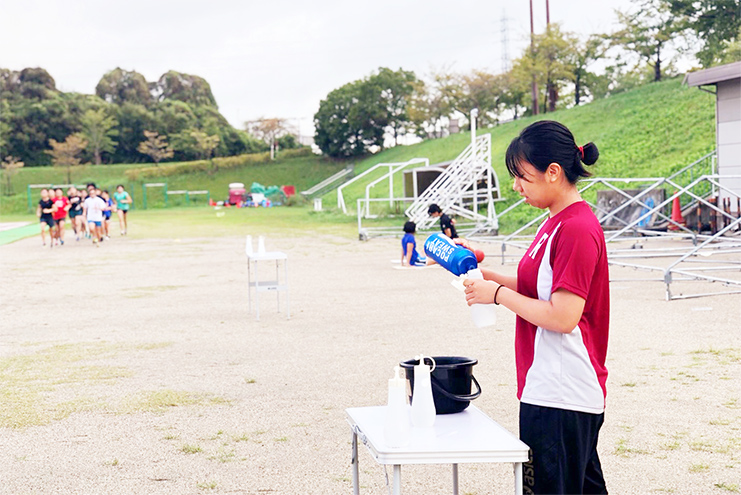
[467,269,497,328]
[245,235,253,255]
[257,236,266,254]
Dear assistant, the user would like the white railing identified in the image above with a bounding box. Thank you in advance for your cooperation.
[301,167,353,198]
[338,158,428,215]
[405,133,500,231]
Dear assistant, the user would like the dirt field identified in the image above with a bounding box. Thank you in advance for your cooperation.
[0,229,739,494]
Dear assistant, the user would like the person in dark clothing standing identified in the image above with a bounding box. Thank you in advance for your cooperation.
[427,203,457,238]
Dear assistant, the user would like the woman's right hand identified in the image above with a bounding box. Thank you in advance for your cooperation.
[453,238,471,250]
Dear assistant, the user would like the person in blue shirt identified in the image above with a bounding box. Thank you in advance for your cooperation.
[401,221,427,267]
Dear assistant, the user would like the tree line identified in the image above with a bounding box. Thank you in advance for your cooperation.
[314,0,741,158]
[0,68,301,168]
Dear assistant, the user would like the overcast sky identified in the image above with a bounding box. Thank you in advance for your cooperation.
[1,0,637,136]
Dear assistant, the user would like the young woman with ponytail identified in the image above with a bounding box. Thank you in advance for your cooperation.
[462,120,609,494]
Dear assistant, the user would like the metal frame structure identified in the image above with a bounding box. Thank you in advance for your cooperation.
[338,158,430,216]
[478,166,741,301]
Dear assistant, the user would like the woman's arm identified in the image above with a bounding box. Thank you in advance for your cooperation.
[453,238,518,289]
[463,280,585,334]
[404,242,414,266]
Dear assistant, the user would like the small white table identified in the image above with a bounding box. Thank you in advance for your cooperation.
[346,405,528,495]
[246,251,289,320]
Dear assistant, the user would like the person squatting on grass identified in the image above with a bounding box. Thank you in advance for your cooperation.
[461,120,609,495]
[427,203,458,239]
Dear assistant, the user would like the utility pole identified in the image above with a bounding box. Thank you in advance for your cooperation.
[545,0,557,112]
[530,0,539,115]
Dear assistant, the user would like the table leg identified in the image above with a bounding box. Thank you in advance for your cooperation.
[452,463,459,495]
[514,462,523,495]
[285,259,290,319]
[247,259,252,313]
[275,261,280,312]
[255,259,260,321]
[393,465,401,495]
[352,431,359,495]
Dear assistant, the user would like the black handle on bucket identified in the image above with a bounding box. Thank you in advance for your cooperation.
[430,374,481,402]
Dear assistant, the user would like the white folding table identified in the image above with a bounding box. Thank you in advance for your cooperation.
[346,405,529,495]
[246,251,289,320]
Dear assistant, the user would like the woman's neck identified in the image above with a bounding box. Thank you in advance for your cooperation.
[548,187,583,217]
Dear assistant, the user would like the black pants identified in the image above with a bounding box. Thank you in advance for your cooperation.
[520,403,607,495]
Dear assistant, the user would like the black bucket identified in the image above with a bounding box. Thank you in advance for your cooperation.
[399,356,481,414]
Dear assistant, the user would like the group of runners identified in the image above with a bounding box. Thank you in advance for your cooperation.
[36,183,132,247]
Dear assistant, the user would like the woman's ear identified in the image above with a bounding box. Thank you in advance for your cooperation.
[547,162,563,183]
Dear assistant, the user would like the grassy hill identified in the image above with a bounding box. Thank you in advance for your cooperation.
[2,77,715,232]
[0,150,345,214]
[325,77,716,222]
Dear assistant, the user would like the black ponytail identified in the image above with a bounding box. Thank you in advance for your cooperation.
[505,120,599,184]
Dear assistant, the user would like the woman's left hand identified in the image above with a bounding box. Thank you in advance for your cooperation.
[463,278,499,306]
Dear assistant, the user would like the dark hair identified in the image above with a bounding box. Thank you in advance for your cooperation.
[505,120,599,184]
[116,184,125,189]
[86,182,96,189]
[427,204,441,215]
[403,221,416,233]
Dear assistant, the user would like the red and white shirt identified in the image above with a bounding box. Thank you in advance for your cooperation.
[516,201,610,414]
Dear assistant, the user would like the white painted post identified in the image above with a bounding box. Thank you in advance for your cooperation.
[471,108,479,214]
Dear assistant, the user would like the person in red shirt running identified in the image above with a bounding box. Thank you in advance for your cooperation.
[462,120,609,495]
[52,188,70,245]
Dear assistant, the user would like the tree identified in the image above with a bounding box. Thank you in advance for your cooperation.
[189,130,220,172]
[96,68,152,106]
[46,134,87,183]
[1,155,24,196]
[79,108,118,165]
[247,118,287,151]
[498,70,530,119]
[538,24,576,112]
[568,34,609,105]
[368,67,419,146]
[154,71,218,107]
[612,0,683,82]
[137,130,173,165]
[667,0,741,67]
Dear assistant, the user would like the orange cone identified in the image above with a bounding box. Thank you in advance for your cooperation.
[668,193,684,231]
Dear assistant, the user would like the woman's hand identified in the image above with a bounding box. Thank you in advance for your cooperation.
[453,237,471,250]
[462,278,499,306]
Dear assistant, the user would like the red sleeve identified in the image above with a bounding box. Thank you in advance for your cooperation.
[550,220,600,300]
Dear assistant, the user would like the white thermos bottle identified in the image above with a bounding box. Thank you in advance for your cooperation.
[383,365,411,447]
[410,355,436,428]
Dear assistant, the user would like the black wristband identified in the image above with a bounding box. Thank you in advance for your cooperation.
[494,285,503,305]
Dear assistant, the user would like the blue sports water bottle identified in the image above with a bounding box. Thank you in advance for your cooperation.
[424,232,497,328]
[423,233,478,276]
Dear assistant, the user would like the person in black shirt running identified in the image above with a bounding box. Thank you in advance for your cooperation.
[427,203,458,238]
[36,188,57,247]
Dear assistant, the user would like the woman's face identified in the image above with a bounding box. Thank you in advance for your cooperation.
[512,160,553,210]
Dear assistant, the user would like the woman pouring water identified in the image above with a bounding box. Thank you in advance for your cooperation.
[461,120,609,495]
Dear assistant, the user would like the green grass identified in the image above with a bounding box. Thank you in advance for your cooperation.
[1,78,715,235]
[0,342,131,428]
[0,152,344,214]
[321,77,715,232]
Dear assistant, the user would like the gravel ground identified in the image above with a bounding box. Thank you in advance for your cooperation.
[0,230,739,494]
